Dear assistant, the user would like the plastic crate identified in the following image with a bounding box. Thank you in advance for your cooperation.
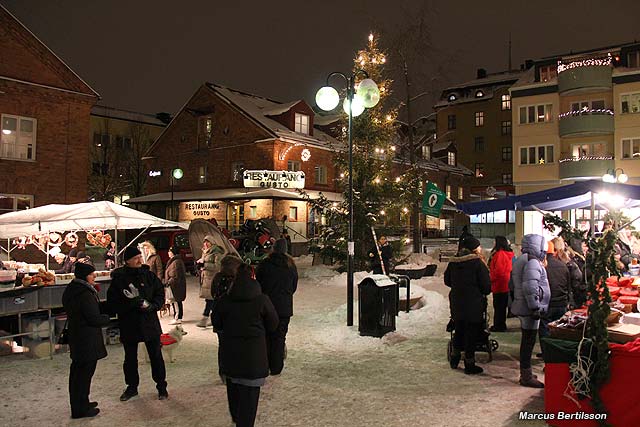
[38,285,66,309]
[0,288,38,315]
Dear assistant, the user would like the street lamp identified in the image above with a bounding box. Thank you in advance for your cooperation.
[170,168,183,221]
[602,168,628,183]
[316,71,380,326]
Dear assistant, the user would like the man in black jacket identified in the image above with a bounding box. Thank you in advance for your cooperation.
[368,236,393,275]
[62,262,111,419]
[107,246,168,401]
[255,238,297,375]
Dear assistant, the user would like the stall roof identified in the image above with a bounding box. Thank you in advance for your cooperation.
[0,201,184,238]
[457,181,640,215]
[127,188,344,204]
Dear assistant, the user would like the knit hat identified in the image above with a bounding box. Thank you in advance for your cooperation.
[74,262,95,280]
[123,245,141,261]
[68,249,78,257]
[462,236,481,251]
[273,238,288,254]
[204,234,216,244]
[168,245,179,256]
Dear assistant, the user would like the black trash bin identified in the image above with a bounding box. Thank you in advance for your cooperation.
[358,275,398,337]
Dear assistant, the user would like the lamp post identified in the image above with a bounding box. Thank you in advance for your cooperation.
[316,71,380,326]
[602,168,628,183]
[170,168,183,221]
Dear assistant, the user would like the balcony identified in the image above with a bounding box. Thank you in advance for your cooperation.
[557,59,612,94]
[558,154,614,180]
[558,110,614,137]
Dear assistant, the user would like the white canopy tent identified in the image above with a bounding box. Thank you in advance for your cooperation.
[0,201,186,267]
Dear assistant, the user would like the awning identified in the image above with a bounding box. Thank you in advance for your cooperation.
[127,187,344,203]
[457,181,640,215]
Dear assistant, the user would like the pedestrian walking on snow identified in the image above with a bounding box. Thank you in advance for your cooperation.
[164,246,187,325]
[196,235,223,328]
[489,236,513,332]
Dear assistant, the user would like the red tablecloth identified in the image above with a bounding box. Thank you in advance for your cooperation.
[545,339,640,426]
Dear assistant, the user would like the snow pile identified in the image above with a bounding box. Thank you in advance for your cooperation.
[298,264,339,280]
[404,252,437,265]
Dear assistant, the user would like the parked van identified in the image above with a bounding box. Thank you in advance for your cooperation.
[134,228,194,273]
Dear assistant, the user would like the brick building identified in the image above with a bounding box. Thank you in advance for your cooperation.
[0,5,99,214]
[128,83,341,244]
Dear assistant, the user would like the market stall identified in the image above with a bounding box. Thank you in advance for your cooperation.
[0,201,185,358]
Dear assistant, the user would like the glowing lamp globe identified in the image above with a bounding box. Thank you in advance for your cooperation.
[315,86,340,111]
[172,168,184,180]
[356,78,380,108]
[343,94,365,117]
[618,173,629,183]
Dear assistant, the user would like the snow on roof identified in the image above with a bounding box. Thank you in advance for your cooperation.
[262,100,303,116]
[91,105,167,127]
[314,114,341,126]
[207,83,338,147]
[435,70,525,108]
[430,140,454,153]
[443,70,525,92]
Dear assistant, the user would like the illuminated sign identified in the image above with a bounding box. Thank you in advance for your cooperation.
[243,170,305,189]
[149,170,162,177]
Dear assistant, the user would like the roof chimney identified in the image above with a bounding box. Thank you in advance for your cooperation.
[476,68,487,79]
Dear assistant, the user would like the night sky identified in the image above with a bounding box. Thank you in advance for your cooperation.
[4,0,640,116]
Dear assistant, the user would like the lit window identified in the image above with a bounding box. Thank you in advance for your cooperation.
[199,166,207,184]
[314,165,327,184]
[502,174,513,185]
[475,111,484,127]
[539,65,557,82]
[204,118,213,147]
[422,145,431,160]
[475,90,484,98]
[232,162,245,182]
[621,93,640,114]
[448,94,457,102]
[1,115,37,161]
[447,151,456,166]
[295,113,309,134]
[475,163,484,178]
[520,145,554,164]
[249,206,257,218]
[627,51,640,68]
[501,120,512,135]
[0,194,33,213]
[519,104,553,124]
[289,206,298,221]
[287,160,301,171]
[446,185,451,198]
[447,114,456,130]
[570,100,605,112]
[458,187,464,200]
[501,94,511,110]
[474,137,484,152]
[502,146,512,161]
[572,143,606,158]
[622,138,640,159]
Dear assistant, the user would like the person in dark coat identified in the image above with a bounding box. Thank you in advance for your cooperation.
[282,229,292,255]
[107,246,168,401]
[444,236,491,375]
[458,225,473,251]
[368,235,393,274]
[568,238,588,307]
[55,248,78,274]
[164,246,187,325]
[62,262,111,419]
[255,238,297,375]
[540,240,570,343]
[212,263,279,427]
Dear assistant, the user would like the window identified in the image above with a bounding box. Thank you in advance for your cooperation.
[114,136,132,150]
[501,94,511,110]
[475,111,484,127]
[571,99,605,112]
[447,114,456,130]
[502,146,512,161]
[1,115,37,160]
[198,117,213,149]
[539,65,557,82]
[502,174,513,185]
[622,138,640,159]
[501,120,512,135]
[314,165,327,184]
[474,136,484,152]
[447,151,456,166]
[628,51,640,68]
[520,145,554,164]
[249,206,257,218]
[458,187,464,200]
[198,166,207,184]
[446,185,451,198]
[475,163,484,178]
[294,113,310,134]
[205,118,213,146]
[448,94,457,102]
[287,160,301,171]
[0,194,33,214]
[518,104,553,124]
[475,90,484,98]
[421,145,431,160]
[289,206,298,221]
[231,162,245,182]
[621,93,640,114]
[571,143,606,158]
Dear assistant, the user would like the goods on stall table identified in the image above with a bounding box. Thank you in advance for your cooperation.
[21,269,55,287]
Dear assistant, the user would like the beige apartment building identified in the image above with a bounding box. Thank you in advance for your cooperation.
[511,42,640,240]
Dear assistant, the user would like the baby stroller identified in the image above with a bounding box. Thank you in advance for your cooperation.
[446,297,499,362]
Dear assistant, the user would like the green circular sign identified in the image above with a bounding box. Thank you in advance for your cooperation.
[172,168,184,180]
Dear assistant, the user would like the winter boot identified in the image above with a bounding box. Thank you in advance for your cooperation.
[449,348,461,369]
[169,318,182,325]
[464,358,483,375]
[196,316,208,328]
[519,368,544,388]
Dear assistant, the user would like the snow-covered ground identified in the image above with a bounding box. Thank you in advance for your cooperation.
[0,256,546,426]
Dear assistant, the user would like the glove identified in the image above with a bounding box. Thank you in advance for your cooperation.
[531,310,540,321]
[123,284,140,299]
[139,299,151,311]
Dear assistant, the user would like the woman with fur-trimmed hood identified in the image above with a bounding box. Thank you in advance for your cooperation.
[444,236,491,375]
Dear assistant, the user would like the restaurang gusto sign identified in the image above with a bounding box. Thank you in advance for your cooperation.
[243,170,305,189]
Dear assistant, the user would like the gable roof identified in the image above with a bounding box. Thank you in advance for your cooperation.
[91,105,166,127]
[206,83,337,147]
[0,4,99,98]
